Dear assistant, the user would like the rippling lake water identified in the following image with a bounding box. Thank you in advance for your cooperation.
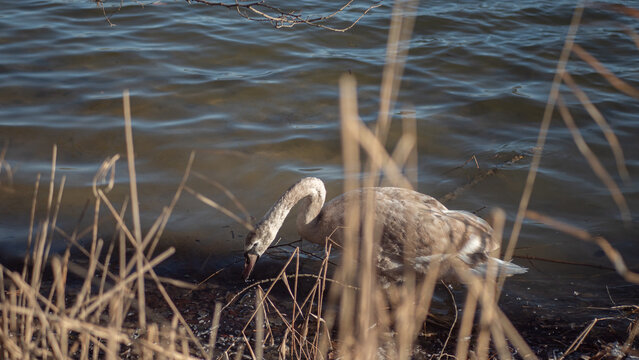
[1,0,638,314]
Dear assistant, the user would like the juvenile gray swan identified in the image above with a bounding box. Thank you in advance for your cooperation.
[242,177,526,281]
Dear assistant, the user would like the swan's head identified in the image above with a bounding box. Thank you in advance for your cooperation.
[242,227,275,280]
[241,176,326,280]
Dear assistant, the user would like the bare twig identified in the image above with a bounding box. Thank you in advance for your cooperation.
[440,153,525,204]
[555,95,630,222]
[438,281,458,359]
[561,72,630,184]
[99,0,381,31]
[572,44,639,99]
[560,317,610,360]
[192,171,252,224]
[185,185,255,231]
[526,210,639,284]
[501,0,585,292]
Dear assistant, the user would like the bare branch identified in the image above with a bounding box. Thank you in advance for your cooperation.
[96,0,382,31]
[526,210,639,284]
[556,95,631,223]
[561,72,630,184]
[572,44,639,99]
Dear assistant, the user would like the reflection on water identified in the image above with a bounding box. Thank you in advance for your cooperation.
[0,0,638,310]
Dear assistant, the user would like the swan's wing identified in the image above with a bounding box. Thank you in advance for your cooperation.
[304,187,508,283]
[312,187,446,243]
[310,187,497,263]
[370,189,499,269]
[374,187,449,212]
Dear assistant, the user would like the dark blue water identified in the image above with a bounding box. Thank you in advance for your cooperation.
[0,0,638,314]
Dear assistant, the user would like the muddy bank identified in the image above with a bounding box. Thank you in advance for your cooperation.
[108,257,639,359]
[4,246,636,359]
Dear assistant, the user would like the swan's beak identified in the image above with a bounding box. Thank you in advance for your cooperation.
[242,252,259,281]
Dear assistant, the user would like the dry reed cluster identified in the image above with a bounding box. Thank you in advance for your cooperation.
[1,0,638,359]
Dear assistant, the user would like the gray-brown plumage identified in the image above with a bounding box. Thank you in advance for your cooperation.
[242,177,525,282]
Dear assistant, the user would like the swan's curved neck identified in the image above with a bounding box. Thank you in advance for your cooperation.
[255,177,326,248]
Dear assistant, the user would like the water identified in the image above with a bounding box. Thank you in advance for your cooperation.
[0,0,638,316]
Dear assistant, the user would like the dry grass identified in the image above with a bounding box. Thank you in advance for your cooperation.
[1,0,638,359]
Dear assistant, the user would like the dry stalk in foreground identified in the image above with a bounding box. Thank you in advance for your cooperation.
[0,92,215,359]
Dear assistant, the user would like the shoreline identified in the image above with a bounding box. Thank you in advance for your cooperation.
[77,254,639,358]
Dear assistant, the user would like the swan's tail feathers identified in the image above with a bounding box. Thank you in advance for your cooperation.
[409,254,526,281]
[471,257,528,277]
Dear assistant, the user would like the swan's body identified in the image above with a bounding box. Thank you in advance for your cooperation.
[242,177,525,281]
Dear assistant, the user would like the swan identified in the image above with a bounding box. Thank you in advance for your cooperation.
[242,177,526,282]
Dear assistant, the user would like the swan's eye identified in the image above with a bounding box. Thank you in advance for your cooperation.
[244,232,258,250]
[245,232,254,242]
